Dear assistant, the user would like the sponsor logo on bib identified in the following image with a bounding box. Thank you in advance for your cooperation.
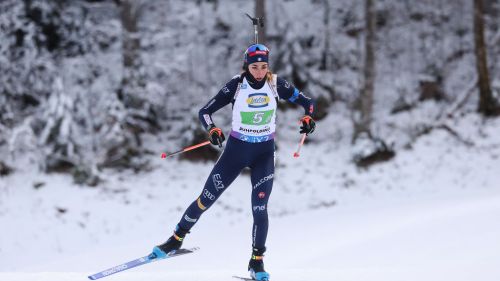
[246,93,270,108]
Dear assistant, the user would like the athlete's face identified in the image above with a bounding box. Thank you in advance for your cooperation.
[248,62,268,81]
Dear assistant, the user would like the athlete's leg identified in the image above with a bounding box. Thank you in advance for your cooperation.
[247,149,274,279]
[178,137,248,231]
[249,150,275,249]
[156,138,250,255]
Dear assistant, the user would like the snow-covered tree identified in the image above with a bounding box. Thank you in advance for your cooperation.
[117,0,160,136]
[1,0,500,180]
[353,0,376,142]
[473,0,500,116]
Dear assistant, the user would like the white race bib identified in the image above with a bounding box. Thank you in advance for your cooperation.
[231,77,277,143]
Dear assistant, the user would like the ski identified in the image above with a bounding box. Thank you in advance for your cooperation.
[88,247,199,280]
[233,276,255,281]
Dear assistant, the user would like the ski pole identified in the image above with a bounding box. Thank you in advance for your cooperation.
[293,133,307,158]
[161,141,211,159]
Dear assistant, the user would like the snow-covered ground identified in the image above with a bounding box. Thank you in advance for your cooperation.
[1,111,500,281]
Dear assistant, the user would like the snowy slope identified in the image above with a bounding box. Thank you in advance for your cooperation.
[1,185,499,281]
[1,111,500,281]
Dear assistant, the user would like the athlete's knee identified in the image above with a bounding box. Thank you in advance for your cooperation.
[252,173,274,190]
[196,197,208,211]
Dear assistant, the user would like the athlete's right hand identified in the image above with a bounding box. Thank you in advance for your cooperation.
[208,125,225,147]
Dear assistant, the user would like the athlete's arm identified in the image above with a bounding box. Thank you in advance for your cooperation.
[276,77,315,116]
[198,76,241,130]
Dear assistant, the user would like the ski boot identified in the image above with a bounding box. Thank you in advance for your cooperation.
[248,247,270,281]
[151,225,189,259]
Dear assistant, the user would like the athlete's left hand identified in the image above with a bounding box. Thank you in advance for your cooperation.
[299,115,316,135]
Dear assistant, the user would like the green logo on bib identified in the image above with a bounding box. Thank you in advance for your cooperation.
[241,110,274,125]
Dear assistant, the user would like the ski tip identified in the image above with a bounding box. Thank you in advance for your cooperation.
[166,246,200,257]
[232,276,255,281]
[182,247,200,254]
[293,152,299,158]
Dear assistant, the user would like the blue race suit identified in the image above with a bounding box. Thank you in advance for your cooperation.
[177,72,314,249]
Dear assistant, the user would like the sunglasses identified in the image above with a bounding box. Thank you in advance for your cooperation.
[245,44,269,56]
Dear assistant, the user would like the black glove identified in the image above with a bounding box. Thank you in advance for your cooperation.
[208,125,225,147]
[299,115,316,135]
